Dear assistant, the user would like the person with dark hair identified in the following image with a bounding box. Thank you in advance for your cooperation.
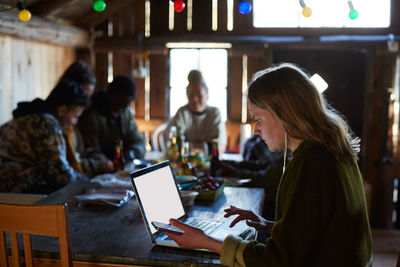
[59,61,113,177]
[60,60,97,97]
[78,75,146,165]
[0,80,89,194]
[160,63,372,266]
[163,69,226,153]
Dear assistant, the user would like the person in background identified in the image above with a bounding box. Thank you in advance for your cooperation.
[162,63,372,266]
[217,134,283,180]
[216,134,283,221]
[78,75,146,166]
[0,80,89,194]
[60,61,113,177]
[163,70,226,154]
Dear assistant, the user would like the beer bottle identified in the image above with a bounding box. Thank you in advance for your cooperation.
[209,139,220,177]
[113,140,124,172]
[166,126,178,162]
[176,125,184,162]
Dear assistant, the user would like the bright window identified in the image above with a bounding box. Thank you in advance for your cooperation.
[169,48,228,121]
[253,0,391,28]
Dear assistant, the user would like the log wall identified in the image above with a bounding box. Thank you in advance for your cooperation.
[0,34,75,125]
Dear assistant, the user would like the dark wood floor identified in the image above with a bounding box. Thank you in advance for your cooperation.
[372,229,400,266]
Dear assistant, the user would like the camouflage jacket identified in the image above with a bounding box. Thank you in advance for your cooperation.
[0,113,87,194]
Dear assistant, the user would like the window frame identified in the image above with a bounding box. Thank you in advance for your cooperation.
[167,47,229,121]
[252,0,392,29]
[227,0,399,36]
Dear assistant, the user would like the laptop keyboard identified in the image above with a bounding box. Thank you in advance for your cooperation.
[188,218,223,235]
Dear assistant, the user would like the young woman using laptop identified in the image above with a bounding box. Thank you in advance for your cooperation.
[163,63,372,266]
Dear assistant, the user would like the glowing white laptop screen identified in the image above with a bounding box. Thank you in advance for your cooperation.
[133,164,185,234]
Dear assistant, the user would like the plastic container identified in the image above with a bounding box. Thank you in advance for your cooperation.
[180,190,199,208]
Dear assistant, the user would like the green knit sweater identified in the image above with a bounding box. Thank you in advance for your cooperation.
[220,141,372,267]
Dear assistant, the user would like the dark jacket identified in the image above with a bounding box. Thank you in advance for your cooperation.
[0,99,87,193]
[78,89,146,161]
[220,141,372,267]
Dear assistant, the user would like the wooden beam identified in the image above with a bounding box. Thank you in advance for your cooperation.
[93,33,395,52]
[77,0,136,29]
[29,0,76,17]
[0,10,88,47]
[93,36,168,54]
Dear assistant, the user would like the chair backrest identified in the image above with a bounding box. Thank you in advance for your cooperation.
[152,122,168,152]
[225,121,242,153]
[0,203,72,267]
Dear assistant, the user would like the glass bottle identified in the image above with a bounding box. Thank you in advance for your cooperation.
[166,126,178,162]
[113,140,124,172]
[209,139,220,177]
[176,125,184,162]
[181,141,190,164]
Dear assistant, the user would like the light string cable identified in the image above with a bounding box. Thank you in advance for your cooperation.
[299,0,312,17]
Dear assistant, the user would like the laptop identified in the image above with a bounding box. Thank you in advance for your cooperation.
[130,160,253,250]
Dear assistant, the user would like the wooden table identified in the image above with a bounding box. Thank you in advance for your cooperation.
[32,180,264,266]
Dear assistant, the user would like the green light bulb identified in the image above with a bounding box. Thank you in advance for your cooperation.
[93,0,106,12]
[348,9,359,20]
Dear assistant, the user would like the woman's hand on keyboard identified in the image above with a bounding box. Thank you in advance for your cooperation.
[167,218,223,254]
[224,205,274,233]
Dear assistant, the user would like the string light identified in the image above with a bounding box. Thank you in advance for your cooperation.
[17,1,31,22]
[173,0,185,12]
[348,1,359,20]
[238,1,252,15]
[93,0,106,12]
[299,0,312,18]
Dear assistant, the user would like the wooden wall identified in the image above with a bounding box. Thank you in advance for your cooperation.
[0,34,75,125]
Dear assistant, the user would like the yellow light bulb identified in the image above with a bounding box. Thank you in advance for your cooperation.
[19,9,31,22]
[302,7,312,18]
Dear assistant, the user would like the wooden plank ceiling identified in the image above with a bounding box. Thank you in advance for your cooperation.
[0,0,136,28]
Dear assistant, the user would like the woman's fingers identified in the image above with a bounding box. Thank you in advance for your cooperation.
[230,215,245,227]
[224,205,244,218]
[170,218,192,231]
[229,211,257,227]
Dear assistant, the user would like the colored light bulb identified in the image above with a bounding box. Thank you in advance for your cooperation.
[238,1,252,15]
[93,0,106,12]
[302,7,312,17]
[18,9,31,22]
[348,9,359,20]
[174,0,185,12]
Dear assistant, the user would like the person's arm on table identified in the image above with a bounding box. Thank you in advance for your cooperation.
[42,116,88,186]
[78,109,102,152]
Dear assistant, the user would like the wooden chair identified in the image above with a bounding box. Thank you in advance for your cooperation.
[152,122,168,152]
[136,118,166,151]
[0,203,72,267]
[225,121,242,153]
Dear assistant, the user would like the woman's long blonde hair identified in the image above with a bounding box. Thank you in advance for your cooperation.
[247,63,360,163]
